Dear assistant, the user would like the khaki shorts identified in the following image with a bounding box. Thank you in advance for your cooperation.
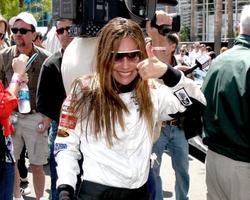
[12,112,48,165]
[206,149,250,200]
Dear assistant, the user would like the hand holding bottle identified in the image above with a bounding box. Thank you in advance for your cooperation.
[15,53,38,114]
[8,54,29,96]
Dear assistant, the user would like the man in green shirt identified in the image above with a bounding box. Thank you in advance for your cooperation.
[202,4,250,200]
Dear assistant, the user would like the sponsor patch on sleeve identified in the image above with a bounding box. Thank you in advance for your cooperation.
[54,143,68,154]
[174,88,192,106]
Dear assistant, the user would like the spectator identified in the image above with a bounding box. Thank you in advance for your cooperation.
[200,43,207,55]
[0,12,51,200]
[43,26,61,54]
[0,15,9,49]
[54,16,206,200]
[219,46,228,54]
[0,54,28,200]
[181,44,189,56]
[33,32,44,48]
[175,46,191,67]
[202,5,250,200]
[207,51,216,64]
[189,42,201,65]
[37,18,73,200]
[147,25,190,200]
[206,46,212,53]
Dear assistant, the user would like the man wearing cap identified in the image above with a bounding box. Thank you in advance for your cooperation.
[0,12,51,200]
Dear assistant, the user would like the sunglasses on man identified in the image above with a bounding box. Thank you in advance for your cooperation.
[56,26,71,35]
[111,50,141,62]
[11,27,33,35]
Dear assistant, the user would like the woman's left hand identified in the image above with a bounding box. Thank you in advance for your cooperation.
[137,42,168,80]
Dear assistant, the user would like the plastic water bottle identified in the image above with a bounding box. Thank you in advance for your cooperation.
[18,84,31,114]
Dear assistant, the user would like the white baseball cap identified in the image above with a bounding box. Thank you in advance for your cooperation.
[9,12,37,30]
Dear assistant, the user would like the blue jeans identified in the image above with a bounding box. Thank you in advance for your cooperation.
[151,125,189,200]
[0,163,14,200]
[48,121,59,200]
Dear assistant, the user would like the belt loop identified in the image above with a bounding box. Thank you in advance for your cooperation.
[162,119,179,127]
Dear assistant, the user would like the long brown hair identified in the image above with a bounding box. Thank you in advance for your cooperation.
[72,17,153,146]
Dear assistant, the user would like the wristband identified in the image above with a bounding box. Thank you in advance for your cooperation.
[58,184,74,200]
[10,79,23,86]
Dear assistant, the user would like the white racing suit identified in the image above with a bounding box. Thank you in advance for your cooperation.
[54,71,206,192]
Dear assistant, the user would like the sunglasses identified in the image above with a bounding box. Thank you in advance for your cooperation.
[0,33,5,40]
[56,26,71,35]
[112,50,141,62]
[11,27,33,35]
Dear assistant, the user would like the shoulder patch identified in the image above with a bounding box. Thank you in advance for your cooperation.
[174,88,192,106]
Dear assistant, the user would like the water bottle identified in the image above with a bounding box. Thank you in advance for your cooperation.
[18,84,31,113]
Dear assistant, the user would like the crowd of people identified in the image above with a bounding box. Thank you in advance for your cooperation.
[0,3,250,200]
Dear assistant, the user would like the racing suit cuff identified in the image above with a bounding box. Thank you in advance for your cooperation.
[58,184,74,200]
[159,65,182,87]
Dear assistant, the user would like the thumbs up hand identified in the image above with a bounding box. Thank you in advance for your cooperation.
[137,42,168,80]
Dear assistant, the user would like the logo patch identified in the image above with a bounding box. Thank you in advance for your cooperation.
[54,143,67,154]
[174,88,192,106]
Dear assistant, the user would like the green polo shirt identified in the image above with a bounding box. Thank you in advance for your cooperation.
[202,35,250,162]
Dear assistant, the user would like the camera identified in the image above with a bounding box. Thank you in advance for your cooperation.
[150,13,180,35]
[52,0,180,37]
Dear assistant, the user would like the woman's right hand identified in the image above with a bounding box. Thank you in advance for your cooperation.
[12,54,29,75]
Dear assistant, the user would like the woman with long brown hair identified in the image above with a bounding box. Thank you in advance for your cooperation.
[55,17,206,200]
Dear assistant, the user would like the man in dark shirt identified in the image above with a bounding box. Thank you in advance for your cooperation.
[37,18,73,200]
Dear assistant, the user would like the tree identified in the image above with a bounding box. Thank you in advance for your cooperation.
[0,0,20,20]
[179,26,190,42]
[0,0,51,22]
[214,0,222,55]
[227,0,234,38]
[27,0,52,24]
[19,0,24,9]
[191,0,197,41]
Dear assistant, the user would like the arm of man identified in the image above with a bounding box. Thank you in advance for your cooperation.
[36,58,55,133]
